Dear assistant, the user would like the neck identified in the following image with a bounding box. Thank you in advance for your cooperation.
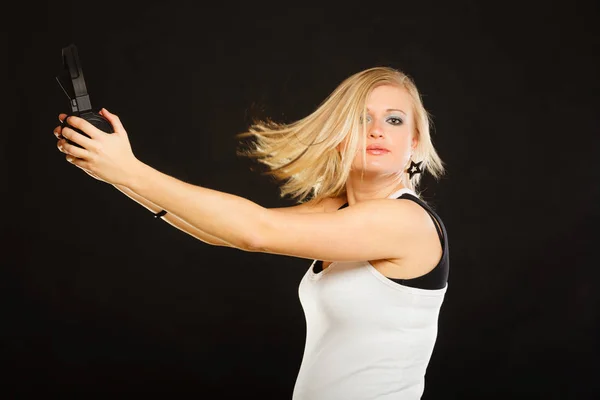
[344,172,408,206]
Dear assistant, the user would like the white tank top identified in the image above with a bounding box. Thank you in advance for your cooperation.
[292,188,448,400]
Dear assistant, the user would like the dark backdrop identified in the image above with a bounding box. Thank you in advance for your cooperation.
[6,1,599,398]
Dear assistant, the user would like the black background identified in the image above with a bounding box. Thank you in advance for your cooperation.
[6,1,600,398]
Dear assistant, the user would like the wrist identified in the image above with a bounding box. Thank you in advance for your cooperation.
[124,158,150,192]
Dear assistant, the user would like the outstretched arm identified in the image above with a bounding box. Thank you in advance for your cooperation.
[112,183,240,248]
[55,109,261,251]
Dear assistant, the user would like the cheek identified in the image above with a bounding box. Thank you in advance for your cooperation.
[402,130,417,150]
[395,134,415,163]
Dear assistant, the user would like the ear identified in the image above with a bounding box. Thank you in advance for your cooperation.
[411,135,418,150]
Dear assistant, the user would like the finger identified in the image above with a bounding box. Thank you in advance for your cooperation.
[55,113,69,138]
[99,108,125,133]
[65,154,89,171]
[57,137,90,159]
[53,126,63,139]
[64,115,101,139]
[57,135,92,159]
[61,125,97,150]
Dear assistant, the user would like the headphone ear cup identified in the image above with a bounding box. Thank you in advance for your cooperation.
[84,112,113,134]
[61,111,114,148]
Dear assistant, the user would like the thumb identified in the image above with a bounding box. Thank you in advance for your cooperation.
[99,108,125,133]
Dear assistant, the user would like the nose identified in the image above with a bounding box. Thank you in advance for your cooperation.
[368,120,384,138]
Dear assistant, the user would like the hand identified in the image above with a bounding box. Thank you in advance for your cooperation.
[53,108,142,187]
[53,122,106,183]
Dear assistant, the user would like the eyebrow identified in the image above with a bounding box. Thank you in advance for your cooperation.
[366,108,407,116]
[385,108,407,115]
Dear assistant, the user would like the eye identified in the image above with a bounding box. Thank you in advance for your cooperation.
[359,115,372,124]
[386,116,404,126]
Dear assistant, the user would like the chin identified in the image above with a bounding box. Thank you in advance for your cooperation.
[351,166,397,176]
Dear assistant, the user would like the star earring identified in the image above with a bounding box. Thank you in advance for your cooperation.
[407,159,423,179]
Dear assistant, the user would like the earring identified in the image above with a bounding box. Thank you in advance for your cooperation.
[407,159,423,179]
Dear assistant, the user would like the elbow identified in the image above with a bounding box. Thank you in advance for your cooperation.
[244,208,270,253]
[245,241,264,253]
[245,229,266,253]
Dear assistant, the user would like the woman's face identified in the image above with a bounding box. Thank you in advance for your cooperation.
[338,84,417,176]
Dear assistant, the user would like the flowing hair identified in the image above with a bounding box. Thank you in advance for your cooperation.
[235,66,445,205]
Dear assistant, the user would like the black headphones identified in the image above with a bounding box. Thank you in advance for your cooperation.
[56,43,113,148]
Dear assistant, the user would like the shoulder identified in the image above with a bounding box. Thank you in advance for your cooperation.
[394,196,445,262]
[385,197,437,234]
[396,195,445,232]
[395,195,441,230]
[335,196,436,242]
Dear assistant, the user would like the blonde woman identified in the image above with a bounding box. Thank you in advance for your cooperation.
[54,66,449,399]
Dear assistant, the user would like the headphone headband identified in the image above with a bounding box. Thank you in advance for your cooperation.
[56,44,92,113]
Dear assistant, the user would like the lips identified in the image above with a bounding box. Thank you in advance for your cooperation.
[366,146,389,152]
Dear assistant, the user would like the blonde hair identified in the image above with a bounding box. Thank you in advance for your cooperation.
[235,66,445,205]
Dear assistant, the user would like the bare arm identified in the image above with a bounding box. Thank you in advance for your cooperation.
[116,183,339,248]
[115,183,345,249]
[112,184,240,249]
[59,114,349,252]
